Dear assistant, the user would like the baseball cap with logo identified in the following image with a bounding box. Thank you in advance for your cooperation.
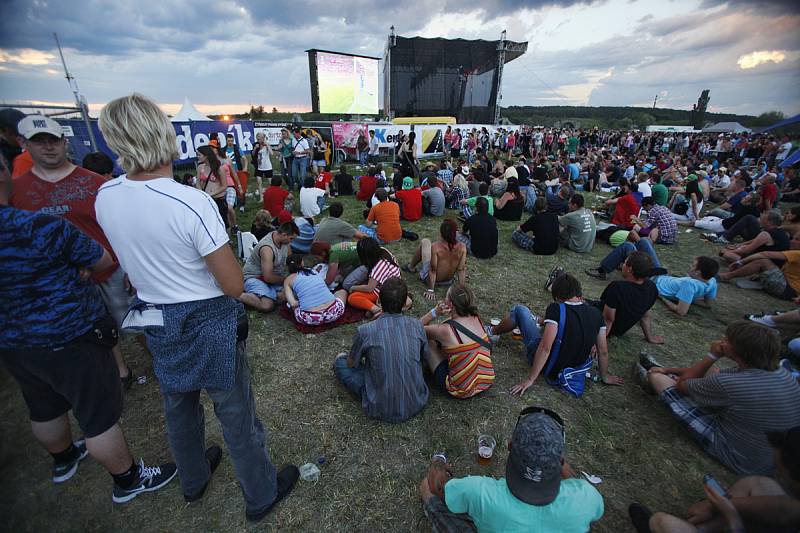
[402,177,414,190]
[18,115,64,139]
[506,407,566,506]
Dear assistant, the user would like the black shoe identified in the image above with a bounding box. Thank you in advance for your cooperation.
[628,502,653,533]
[585,268,606,280]
[52,439,89,483]
[245,465,300,522]
[121,365,134,391]
[184,445,223,503]
[639,352,663,371]
[112,460,178,504]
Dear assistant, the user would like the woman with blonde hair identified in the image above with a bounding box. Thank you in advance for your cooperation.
[446,173,469,210]
[96,93,298,521]
[419,284,494,398]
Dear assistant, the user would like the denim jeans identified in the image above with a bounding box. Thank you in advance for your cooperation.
[600,239,661,273]
[359,151,368,166]
[334,356,365,398]
[509,304,542,365]
[522,185,537,212]
[162,340,277,515]
[291,157,308,189]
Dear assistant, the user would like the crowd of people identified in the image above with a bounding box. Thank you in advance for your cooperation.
[1,99,799,531]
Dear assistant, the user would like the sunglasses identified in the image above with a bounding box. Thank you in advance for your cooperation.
[516,406,565,442]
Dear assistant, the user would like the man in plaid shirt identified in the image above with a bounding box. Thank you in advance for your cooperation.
[632,196,677,244]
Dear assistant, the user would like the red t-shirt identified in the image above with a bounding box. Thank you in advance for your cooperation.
[394,188,422,221]
[262,186,289,217]
[356,175,377,201]
[315,171,332,191]
[10,166,119,282]
[611,193,640,229]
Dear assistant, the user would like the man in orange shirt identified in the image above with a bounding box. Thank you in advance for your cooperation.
[359,189,402,244]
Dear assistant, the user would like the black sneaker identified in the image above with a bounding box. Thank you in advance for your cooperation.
[585,268,606,280]
[245,465,300,522]
[628,503,653,533]
[112,459,178,504]
[52,439,89,483]
[638,352,663,371]
[184,445,223,503]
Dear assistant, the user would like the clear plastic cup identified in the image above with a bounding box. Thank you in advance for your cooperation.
[477,435,496,465]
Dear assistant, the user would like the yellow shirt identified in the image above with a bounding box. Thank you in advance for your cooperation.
[781,250,800,293]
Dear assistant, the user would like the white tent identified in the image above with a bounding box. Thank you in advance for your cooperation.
[170,97,211,122]
[701,122,752,134]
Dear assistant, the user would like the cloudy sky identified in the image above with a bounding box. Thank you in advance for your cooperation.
[1,0,798,117]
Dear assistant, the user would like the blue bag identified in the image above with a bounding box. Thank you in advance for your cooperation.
[543,303,593,398]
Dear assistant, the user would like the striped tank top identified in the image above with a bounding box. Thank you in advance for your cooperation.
[442,319,494,398]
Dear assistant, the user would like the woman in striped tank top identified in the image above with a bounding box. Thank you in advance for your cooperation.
[420,284,494,398]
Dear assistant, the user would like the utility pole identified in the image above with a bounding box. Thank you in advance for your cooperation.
[653,94,658,110]
[494,30,507,125]
[54,32,97,150]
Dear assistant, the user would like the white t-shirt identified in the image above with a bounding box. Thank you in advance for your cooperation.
[293,137,310,157]
[368,136,379,156]
[299,186,325,217]
[778,142,792,160]
[257,146,273,171]
[636,181,652,198]
[95,176,229,304]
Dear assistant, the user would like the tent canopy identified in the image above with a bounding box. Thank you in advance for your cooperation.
[170,97,211,122]
[761,114,800,133]
[701,121,752,133]
[780,148,800,168]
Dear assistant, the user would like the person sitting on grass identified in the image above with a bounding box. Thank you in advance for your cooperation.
[720,249,800,300]
[586,252,663,344]
[250,209,273,241]
[460,181,495,217]
[240,221,299,313]
[717,210,790,265]
[419,284,494,399]
[419,406,604,532]
[346,238,408,317]
[358,188,402,244]
[489,273,623,397]
[493,177,524,221]
[422,175,446,216]
[634,321,800,475]
[283,253,348,326]
[512,196,559,255]
[392,176,423,222]
[630,196,677,245]
[655,256,718,316]
[313,202,368,245]
[605,179,640,229]
[559,193,597,253]
[405,219,467,301]
[333,277,429,424]
[457,196,498,259]
[629,426,800,533]
[299,176,327,219]
[262,175,293,221]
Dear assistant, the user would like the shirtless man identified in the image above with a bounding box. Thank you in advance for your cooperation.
[405,219,467,301]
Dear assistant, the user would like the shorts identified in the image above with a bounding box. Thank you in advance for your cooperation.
[225,187,237,207]
[294,298,345,326]
[255,169,273,178]
[244,278,282,301]
[96,267,134,337]
[0,337,123,437]
[659,386,716,453]
[433,359,449,392]
[313,160,326,169]
[419,261,455,286]
[760,268,798,300]
[456,233,472,255]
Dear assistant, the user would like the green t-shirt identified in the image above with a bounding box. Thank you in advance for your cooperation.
[329,242,359,268]
[465,195,495,215]
[559,208,596,253]
[567,137,579,154]
[445,476,604,533]
[651,183,669,206]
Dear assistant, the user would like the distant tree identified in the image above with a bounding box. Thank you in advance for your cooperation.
[756,111,785,126]
[271,107,279,114]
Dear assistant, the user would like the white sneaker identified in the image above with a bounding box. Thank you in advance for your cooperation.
[746,314,777,328]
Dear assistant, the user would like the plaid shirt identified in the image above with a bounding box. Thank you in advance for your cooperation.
[647,204,677,244]
[437,169,454,186]
[447,186,467,210]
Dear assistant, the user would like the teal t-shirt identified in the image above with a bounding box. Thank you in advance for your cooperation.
[444,476,603,533]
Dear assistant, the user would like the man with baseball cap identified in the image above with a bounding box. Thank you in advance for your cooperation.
[392,176,422,221]
[0,108,34,177]
[10,114,135,387]
[419,406,604,531]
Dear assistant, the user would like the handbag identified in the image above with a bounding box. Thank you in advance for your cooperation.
[77,314,119,348]
[542,303,592,398]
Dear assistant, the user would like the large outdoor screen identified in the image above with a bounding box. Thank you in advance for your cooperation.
[308,50,379,115]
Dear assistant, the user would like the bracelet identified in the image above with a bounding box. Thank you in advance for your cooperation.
[706,352,719,361]
[429,308,437,318]
[426,288,434,292]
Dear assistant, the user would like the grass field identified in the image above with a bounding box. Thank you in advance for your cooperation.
[1,165,796,532]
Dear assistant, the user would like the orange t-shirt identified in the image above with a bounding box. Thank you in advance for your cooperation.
[11,150,33,178]
[781,250,800,293]
[367,201,402,243]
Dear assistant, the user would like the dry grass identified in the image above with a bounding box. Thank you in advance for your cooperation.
[1,169,795,533]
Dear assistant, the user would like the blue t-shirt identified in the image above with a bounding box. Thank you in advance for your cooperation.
[445,476,603,533]
[728,190,746,209]
[567,163,580,181]
[655,275,717,304]
[0,206,106,349]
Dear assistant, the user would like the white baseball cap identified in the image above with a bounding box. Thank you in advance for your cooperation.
[18,115,63,139]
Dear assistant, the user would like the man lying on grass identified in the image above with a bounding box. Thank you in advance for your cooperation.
[419,406,604,532]
[488,273,623,397]
[654,256,719,316]
[634,321,800,475]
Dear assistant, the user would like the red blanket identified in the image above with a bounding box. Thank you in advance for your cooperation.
[278,305,367,333]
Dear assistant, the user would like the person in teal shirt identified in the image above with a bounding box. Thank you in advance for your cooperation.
[419,407,604,532]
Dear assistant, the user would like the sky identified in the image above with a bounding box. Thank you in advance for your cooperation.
[0,0,798,118]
